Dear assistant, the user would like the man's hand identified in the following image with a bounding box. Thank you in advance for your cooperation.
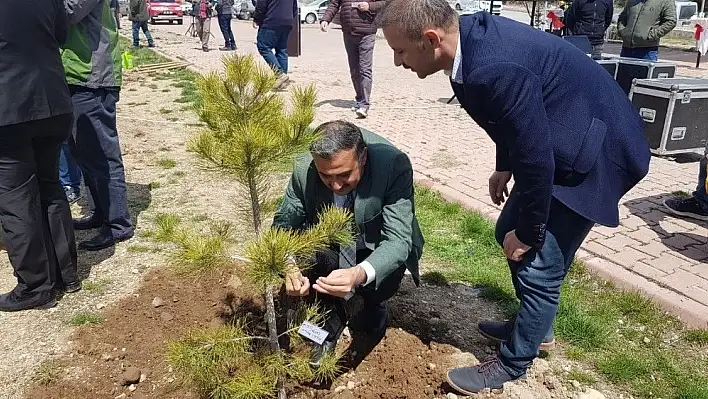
[320,20,329,32]
[252,21,258,29]
[489,171,512,205]
[357,2,369,11]
[284,269,310,296]
[313,266,366,298]
[503,230,531,262]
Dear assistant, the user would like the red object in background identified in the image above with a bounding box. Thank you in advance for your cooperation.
[147,0,184,22]
[695,23,704,40]
[547,11,565,30]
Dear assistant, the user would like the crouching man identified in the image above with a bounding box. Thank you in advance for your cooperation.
[273,120,424,365]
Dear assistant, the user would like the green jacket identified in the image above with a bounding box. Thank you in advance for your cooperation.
[617,0,676,49]
[62,0,122,88]
[273,129,424,289]
[129,0,149,21]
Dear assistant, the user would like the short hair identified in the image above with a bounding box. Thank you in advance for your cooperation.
[376,0,459,41]
[310,120,366,159]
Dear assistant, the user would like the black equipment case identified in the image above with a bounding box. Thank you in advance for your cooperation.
[629,78,708,156]
[596,59,618,79]
[615,57,676,95]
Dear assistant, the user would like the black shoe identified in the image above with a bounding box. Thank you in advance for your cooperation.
[663,197,708,221]
[73,215,103,230]
[63,281,82,294]
[219,46,232,51]
[446,356,521,395]
[478,319,556,351]
[0,290,57,312]
[78,232,133,251]
[63,186,82,204]
[202,46,209,52]
[230,45,237,51]
[148,42,155,48]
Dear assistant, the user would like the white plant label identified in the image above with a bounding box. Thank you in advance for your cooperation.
[299,321,329,345]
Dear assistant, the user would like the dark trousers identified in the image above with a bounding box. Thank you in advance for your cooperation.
[218,14,235,48]
[343,32,375,110]
[0,114,79,297]
[59,140,82,193]
[494,189,594,377]
[131,21,154,46]
[68,86,133,239]
[256,26,291,74]
[620,46,659,61]
[306,247,405,342]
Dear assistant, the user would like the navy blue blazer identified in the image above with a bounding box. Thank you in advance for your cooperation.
[451,12,650,248]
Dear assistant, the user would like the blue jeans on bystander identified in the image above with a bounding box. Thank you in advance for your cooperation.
[256,26,291,74]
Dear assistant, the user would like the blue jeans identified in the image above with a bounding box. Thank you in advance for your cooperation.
[256,27,291,74]
[68,86,133,239]
[620,46,659,61]
[132,21,154,46]
[218,14,235,48]
[693,144,708,211]
[495,189,594,377]
[59,141,82,194]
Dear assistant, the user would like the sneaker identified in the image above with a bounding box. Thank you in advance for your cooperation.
[355,108,368,119]
[273,74,290,91]
[446,356,521,395]
[148,42,155,48]
[478,319,556,351]
[63,187,82,204]
[663,196,708,221]
[219,46,232,51]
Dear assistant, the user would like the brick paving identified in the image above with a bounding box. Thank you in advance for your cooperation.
[127,17,708,327]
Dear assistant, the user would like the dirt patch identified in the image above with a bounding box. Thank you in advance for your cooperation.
[25,266,588,399]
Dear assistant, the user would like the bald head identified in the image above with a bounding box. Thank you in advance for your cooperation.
[377,0,459,79]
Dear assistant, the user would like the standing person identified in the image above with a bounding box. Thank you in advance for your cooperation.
[111,0,121,29]
[217,0,236,50]
[617,0,676,61]
[0,0,81,311]
[377,2,651,394]
[129,0,155,47]
[320,0,385,119]
[63,0,135,251]
[253,0,298,89]
[564,0,613,59]
[193,0,214,51]
[59,142,83,203]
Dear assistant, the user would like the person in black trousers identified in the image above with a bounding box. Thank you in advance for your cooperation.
[0,0,81,312]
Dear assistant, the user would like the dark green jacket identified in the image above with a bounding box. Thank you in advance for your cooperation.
[617,0,676,48]
[129,0,149,21]
[273,129,424,289]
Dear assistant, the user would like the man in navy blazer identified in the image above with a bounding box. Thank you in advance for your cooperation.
[378,1,650,394]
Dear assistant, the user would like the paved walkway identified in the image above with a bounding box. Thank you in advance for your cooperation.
[125,17,708,328]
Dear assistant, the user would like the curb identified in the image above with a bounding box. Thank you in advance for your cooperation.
[414,173,708,330]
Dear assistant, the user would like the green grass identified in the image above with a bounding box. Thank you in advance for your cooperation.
[414,186,708,399]
[32,360,63,386]
[568,369,596,384]
[68,312,104,326]
[82,279,112,293]
[157,158,177,169]
[159,108,173,114]
[127,244,153,253]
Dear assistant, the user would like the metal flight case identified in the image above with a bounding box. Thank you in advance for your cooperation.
[629,78,708,156]
[614,57,676,95]
[596,58,618,79]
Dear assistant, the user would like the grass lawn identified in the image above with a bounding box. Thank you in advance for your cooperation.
[119,37,708,399]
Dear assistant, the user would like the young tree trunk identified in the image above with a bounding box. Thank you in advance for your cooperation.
[247,168,262,233]
[265,285,287,399]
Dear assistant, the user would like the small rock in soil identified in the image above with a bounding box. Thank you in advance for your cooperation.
[429,317,440,325]
[428,363,436,370]
[161,312,174,321]
[347,381,355,389]
[227,275,242,289]
[578,388,606,399]
[128,384,137,392]
[120,367,141,385]
[334,385,346,393]
[571,380,581,389]
[139,373,147,383]
[96,303,106,310]
[446,393,458,399]
[101,353,113,361]
[114,394,127,399]
[152,297,165,308]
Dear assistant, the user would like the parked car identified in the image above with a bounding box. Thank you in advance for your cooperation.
[299,0,339,25]
[147,0,184,24]
[237,0,255,19]
[180,0,192,16]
